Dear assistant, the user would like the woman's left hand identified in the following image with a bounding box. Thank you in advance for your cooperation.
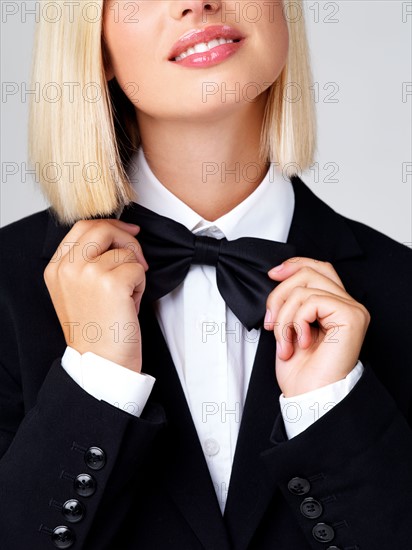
[265,257,370,397]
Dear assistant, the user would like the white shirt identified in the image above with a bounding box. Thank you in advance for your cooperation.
[62,148,363,512]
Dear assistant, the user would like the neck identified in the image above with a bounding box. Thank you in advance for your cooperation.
[135,93,269,221]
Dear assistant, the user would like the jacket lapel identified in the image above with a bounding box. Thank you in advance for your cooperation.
[223,326,281,549]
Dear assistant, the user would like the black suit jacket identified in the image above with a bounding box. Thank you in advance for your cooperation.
[0,177,411,549]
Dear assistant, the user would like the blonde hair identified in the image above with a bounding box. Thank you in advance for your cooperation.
[29,0,316,225]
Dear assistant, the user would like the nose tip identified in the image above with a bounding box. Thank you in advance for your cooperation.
[171,0,221,21]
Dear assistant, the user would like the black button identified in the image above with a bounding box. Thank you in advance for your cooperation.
[62,498,85,523]
[287,477,311,495]
[74,473,96,497]
[85,446,106,470]
[326,547,341,550]
[300,497,323,519]
[312,523,335,543]
[51,526,75,548]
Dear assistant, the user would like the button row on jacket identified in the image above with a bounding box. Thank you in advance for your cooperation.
[50,445,105,547]
[287,477,336,545]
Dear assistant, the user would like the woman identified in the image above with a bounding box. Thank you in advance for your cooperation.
[0,1,411,548]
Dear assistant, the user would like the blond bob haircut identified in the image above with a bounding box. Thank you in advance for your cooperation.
[29,0,316,225]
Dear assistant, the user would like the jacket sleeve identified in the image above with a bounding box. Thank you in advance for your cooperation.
[261,361,412,549]
[0,356,166,550]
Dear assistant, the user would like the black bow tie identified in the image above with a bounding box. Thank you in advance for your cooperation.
[121,203,296,331]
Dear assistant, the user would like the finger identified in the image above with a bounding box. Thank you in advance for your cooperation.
[90,246,147,273]
[107,240,148,271]
[267,257,344,289]
[279,292,358,361]
[101,261,146,312]
[50,219,141,265]
[292,294,348,354]
[273,287,340,359]
[57,220,148,269]
[265,269,352,330]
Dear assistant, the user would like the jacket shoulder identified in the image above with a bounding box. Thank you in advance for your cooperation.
[0,209,52,259]
[342,215,412,269]
[337,216,412,332]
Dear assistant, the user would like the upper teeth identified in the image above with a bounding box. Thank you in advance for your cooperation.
[174,38,235,61]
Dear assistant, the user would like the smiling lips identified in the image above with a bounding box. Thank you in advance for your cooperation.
[174,37,238,61]
[168,25,245,68]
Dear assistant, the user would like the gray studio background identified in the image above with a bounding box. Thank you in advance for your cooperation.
[1,1,411,246]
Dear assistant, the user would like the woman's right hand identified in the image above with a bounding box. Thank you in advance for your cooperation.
[43,219,148,373]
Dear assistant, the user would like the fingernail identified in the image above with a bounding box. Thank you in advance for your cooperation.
[269,263,284,274]
[277,340,282,354]
[264,309,271,325]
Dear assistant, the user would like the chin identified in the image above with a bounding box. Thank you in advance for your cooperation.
[180,96,255,122]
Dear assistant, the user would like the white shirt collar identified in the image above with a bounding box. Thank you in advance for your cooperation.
[127,148,294,243]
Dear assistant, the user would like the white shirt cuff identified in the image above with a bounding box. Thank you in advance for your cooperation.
[61,346,155,417]
[279,360,364,440]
